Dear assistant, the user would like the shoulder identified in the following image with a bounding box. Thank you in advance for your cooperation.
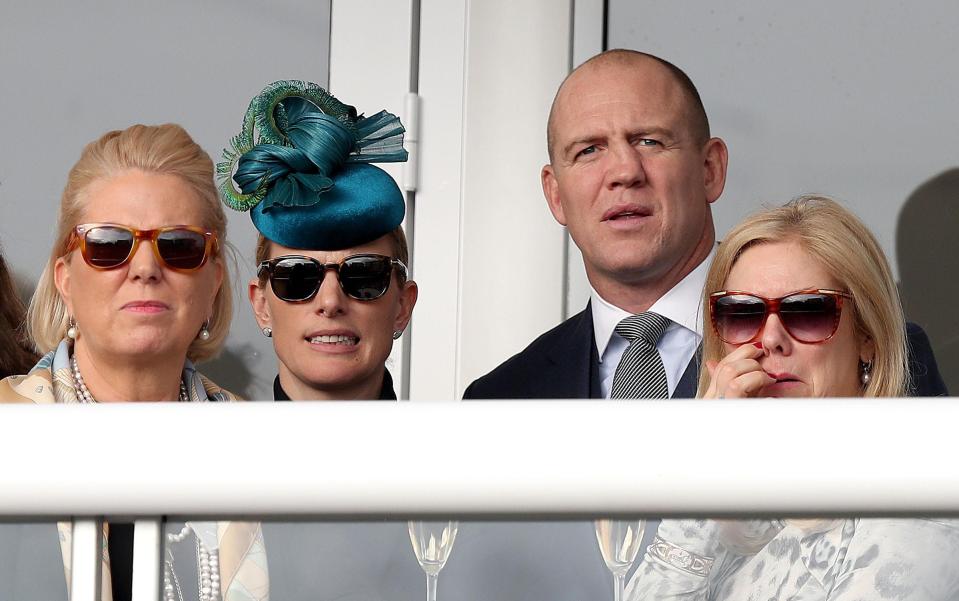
[464,309,591,399]
[838,518,959,594]
[0,353,57,404]
[0,375,36,403]
[906,321,934,354]
[905,322,948,396]
[847,517,959,557]
[197,373,243,401]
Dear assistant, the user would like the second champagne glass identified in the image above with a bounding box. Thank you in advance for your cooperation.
[595,519,645,601]
[408,520,459,601]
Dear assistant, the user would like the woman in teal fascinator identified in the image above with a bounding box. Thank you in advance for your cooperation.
[221,81,417,400]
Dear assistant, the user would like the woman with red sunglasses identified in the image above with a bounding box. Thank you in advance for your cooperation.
[220,81,417,402]
[625,196,959,600]
[0,124,269,601]
[700,198,900,400]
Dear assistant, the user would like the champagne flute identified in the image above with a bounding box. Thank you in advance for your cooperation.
[408,521,459,601]
[594,519,645,601]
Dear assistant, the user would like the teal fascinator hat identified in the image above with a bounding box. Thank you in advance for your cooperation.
[218,81,408,250]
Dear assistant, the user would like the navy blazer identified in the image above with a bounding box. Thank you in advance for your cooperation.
[463,305,947,399]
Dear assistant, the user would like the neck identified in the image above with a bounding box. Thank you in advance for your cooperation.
[72,341,185,402]
[590,238,713,315]
[278,364,386,401]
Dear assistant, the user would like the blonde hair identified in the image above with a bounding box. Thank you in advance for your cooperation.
[27,124,233,363]
[697,195,907,398]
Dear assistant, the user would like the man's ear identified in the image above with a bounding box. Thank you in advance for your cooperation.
[702,137,729,204]
[393,280,419,332]
[54,256,74,316]
[248,279,272,330]
[542,164,568,226]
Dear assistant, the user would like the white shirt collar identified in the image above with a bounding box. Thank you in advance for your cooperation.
[591,248,715,361]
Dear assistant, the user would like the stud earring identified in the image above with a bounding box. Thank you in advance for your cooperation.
[67,318,78,340]
[392,330,403,340]
[198,320,211,341]
[262,326,273,338]
[860,360,872,385]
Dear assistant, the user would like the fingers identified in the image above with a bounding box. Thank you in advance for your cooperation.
[719,370,776,398]
[703,344,774,399]
[725,342,765,362]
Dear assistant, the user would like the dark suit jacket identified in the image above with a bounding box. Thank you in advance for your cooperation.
[463,305,947,399]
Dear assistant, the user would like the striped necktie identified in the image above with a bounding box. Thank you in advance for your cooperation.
[610,312,671,399]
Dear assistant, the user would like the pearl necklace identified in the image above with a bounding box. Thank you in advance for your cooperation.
[164,524,221,601]
[71,356,215,599]
[70,355,189,403]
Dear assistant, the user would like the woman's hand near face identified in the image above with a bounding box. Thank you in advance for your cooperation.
[703,344,775,398]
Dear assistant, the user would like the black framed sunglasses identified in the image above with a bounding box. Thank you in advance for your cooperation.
[258,254,408,302]
[69,223,218,271]
[709,289,853,345]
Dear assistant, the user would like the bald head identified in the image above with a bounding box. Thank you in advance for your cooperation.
[546,50,710,163]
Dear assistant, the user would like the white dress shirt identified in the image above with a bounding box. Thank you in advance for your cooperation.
[591,249,714,398]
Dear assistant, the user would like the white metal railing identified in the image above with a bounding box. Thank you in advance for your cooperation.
[2,399,958,600]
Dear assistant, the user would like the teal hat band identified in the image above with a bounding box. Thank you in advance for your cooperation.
[250,163,404,250]
[218,81,408,250]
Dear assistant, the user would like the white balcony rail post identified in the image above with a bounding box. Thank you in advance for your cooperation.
[70,517,102,601]
[133,518,163,601]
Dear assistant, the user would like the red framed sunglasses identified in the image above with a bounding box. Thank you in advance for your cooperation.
[709,289,853,345]
[68,223,219,272]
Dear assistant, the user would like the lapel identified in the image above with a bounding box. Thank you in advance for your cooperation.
[528,304,702,400]
[543,304,600,399]
[673,346,701,399]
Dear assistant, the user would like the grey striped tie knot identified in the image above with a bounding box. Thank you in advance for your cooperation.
[610,312,671,399]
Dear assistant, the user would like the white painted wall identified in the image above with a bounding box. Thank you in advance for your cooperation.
[331,0,573,399]
[453,0,572,396]
[328,0,416,398]
[405,0,470,400]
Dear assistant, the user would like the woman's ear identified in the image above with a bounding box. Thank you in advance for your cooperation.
[393,280,418,332]
[211,257,225,301]
[859,334,876,365]
[248,278,272,330]
[54,256,74,316]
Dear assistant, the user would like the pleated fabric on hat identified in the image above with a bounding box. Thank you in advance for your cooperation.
[219,80,409,251]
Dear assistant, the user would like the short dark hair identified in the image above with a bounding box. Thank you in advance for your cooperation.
[546,49,711,162]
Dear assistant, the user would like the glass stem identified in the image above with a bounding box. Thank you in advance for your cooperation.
[426,573,439,601]
[614,573,625,601]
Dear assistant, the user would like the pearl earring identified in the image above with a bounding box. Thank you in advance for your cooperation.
[392,330,403,340]
[262,326,273,338]
[198,320,211,341]
[860,360,872,385]
[67,318,78,340]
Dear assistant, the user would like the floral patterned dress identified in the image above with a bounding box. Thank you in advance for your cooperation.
[626,518,959,601]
